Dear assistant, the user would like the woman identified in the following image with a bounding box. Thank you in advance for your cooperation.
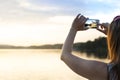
[61,14,120,80]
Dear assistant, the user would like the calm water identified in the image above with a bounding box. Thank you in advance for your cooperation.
[0,49,107,80]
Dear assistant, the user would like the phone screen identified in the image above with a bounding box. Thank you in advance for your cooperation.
[85,19,99,28]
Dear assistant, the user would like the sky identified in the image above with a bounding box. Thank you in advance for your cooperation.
[0,0,120,46]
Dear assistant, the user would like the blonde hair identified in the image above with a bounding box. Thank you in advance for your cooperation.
[107,19,120,63]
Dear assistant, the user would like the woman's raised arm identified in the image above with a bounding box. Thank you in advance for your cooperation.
[61,14,107,80]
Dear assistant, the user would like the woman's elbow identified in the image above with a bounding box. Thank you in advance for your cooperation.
[60,53,65,61]
[60,52,72,63]
[60,51,68,62]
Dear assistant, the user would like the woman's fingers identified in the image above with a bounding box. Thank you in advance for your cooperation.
[75,14,81,21]
[97,23,109,35]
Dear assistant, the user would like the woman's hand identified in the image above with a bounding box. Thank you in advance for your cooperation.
[71,14,88,31]
[97,23,109,35]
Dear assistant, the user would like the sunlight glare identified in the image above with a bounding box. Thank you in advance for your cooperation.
[0,24,67,46]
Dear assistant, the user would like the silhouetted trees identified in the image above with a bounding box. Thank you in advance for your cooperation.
[28,44,62,49]
[73,37,108,58]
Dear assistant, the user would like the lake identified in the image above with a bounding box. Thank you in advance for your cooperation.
[0,49,108,80]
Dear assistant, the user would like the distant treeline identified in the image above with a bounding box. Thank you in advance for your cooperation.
[28,44,62,49]
[73,37,108,58]
[0,37,108,58]
[0,44,62,49]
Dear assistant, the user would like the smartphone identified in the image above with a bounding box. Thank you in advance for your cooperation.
[85,19,100,28]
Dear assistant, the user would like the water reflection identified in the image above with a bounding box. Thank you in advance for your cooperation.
[0,49,108,80]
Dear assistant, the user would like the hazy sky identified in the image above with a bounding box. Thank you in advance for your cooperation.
[0,0,120,46]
